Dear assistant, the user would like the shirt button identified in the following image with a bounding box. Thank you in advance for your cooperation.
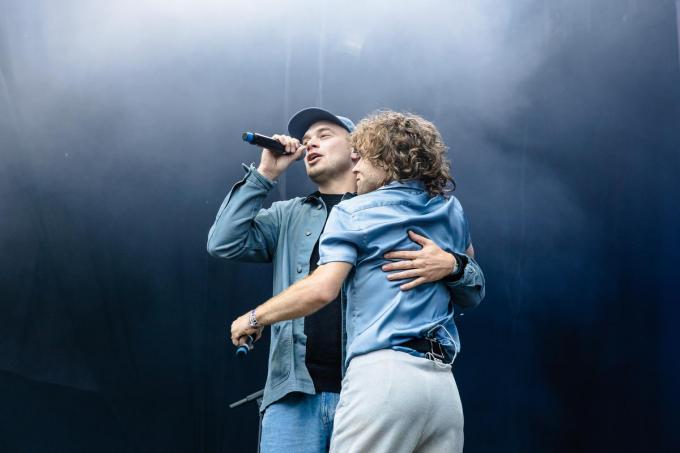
[317,204,323,210]
[305,231,311,236]
[296,265,302,273]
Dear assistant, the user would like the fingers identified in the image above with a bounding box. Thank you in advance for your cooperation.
[400,276,428,291]
[287,138,301,154]
[232,335,253,351]
[230,328,241,346]
[383,231,437,262]
[383,250,419,260]
[408,230,432,245]
[271,134,301,154]
[382,259,420,271]
[231,327,263,350]
[386,269,422,281]
[294,143,307,161]
[230,314,259,346]
[231,328,258,346]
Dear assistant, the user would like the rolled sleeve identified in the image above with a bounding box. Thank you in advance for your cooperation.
[318,205,362,266]
[445,256,485,309]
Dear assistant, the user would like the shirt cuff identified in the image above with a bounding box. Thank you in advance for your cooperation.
[445,256,481,288]
[318,255,357,267]
[242,163,277,190]
[443,252,467,282]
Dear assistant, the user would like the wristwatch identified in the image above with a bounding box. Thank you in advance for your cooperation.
[445,252,467,282]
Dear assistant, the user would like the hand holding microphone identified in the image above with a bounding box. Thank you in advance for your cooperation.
[231,312,264,358]
[233,327,264,358]
[235,335,254,358]
[242,132,289,154]
[243,132,306,181]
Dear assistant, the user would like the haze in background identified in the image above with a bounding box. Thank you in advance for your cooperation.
[1,0,679,451]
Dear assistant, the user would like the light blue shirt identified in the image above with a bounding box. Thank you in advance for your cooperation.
[318,179,472,366]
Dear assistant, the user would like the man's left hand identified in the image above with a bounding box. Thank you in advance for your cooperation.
[230,313,263,347]
[382,231,456,291]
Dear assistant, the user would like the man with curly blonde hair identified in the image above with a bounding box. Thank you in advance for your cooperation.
[350,110,455,197]
[232,110,483,452]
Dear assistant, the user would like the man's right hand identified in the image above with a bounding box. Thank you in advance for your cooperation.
[257,134,306,181]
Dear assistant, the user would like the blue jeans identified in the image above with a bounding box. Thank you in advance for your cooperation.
[260,392,340,453]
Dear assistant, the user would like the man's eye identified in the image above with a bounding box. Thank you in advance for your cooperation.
[320,134,330,138]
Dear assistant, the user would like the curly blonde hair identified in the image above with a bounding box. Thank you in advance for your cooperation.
[351,110,455,197]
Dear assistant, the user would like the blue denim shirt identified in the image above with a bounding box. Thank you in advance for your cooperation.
[318,179,477,366]
[207,165,485,412]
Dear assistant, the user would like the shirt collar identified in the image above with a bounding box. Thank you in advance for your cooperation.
[302,191,322,203]
[302,191,356,204]
[376,179,426,192]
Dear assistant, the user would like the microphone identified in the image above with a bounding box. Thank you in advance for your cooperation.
[242,132,287,154]
[235,335,254,358]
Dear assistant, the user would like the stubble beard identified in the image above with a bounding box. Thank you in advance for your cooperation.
[307,159,350,186]
[306,165,329,185]
[356,180,375,195]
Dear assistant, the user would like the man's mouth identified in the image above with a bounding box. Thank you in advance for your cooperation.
[307,152,322,164]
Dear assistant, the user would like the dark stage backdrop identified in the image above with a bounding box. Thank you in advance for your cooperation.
[1,0,679,451]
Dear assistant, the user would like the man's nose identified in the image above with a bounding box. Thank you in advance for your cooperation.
[307,137,320,149]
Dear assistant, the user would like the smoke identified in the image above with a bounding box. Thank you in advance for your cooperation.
[1,0,678,450]
[0,0,658,387]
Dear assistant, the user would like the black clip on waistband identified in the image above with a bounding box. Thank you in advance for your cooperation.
[400,338,449,362]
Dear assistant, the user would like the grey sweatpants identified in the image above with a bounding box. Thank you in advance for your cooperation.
[330,349,464,453]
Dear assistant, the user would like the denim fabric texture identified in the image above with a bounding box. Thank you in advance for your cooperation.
[318,179,483,366]
[260,392,340,453]
[207,166,485,412]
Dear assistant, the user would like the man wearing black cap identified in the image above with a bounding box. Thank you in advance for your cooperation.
[207,108,485,453]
